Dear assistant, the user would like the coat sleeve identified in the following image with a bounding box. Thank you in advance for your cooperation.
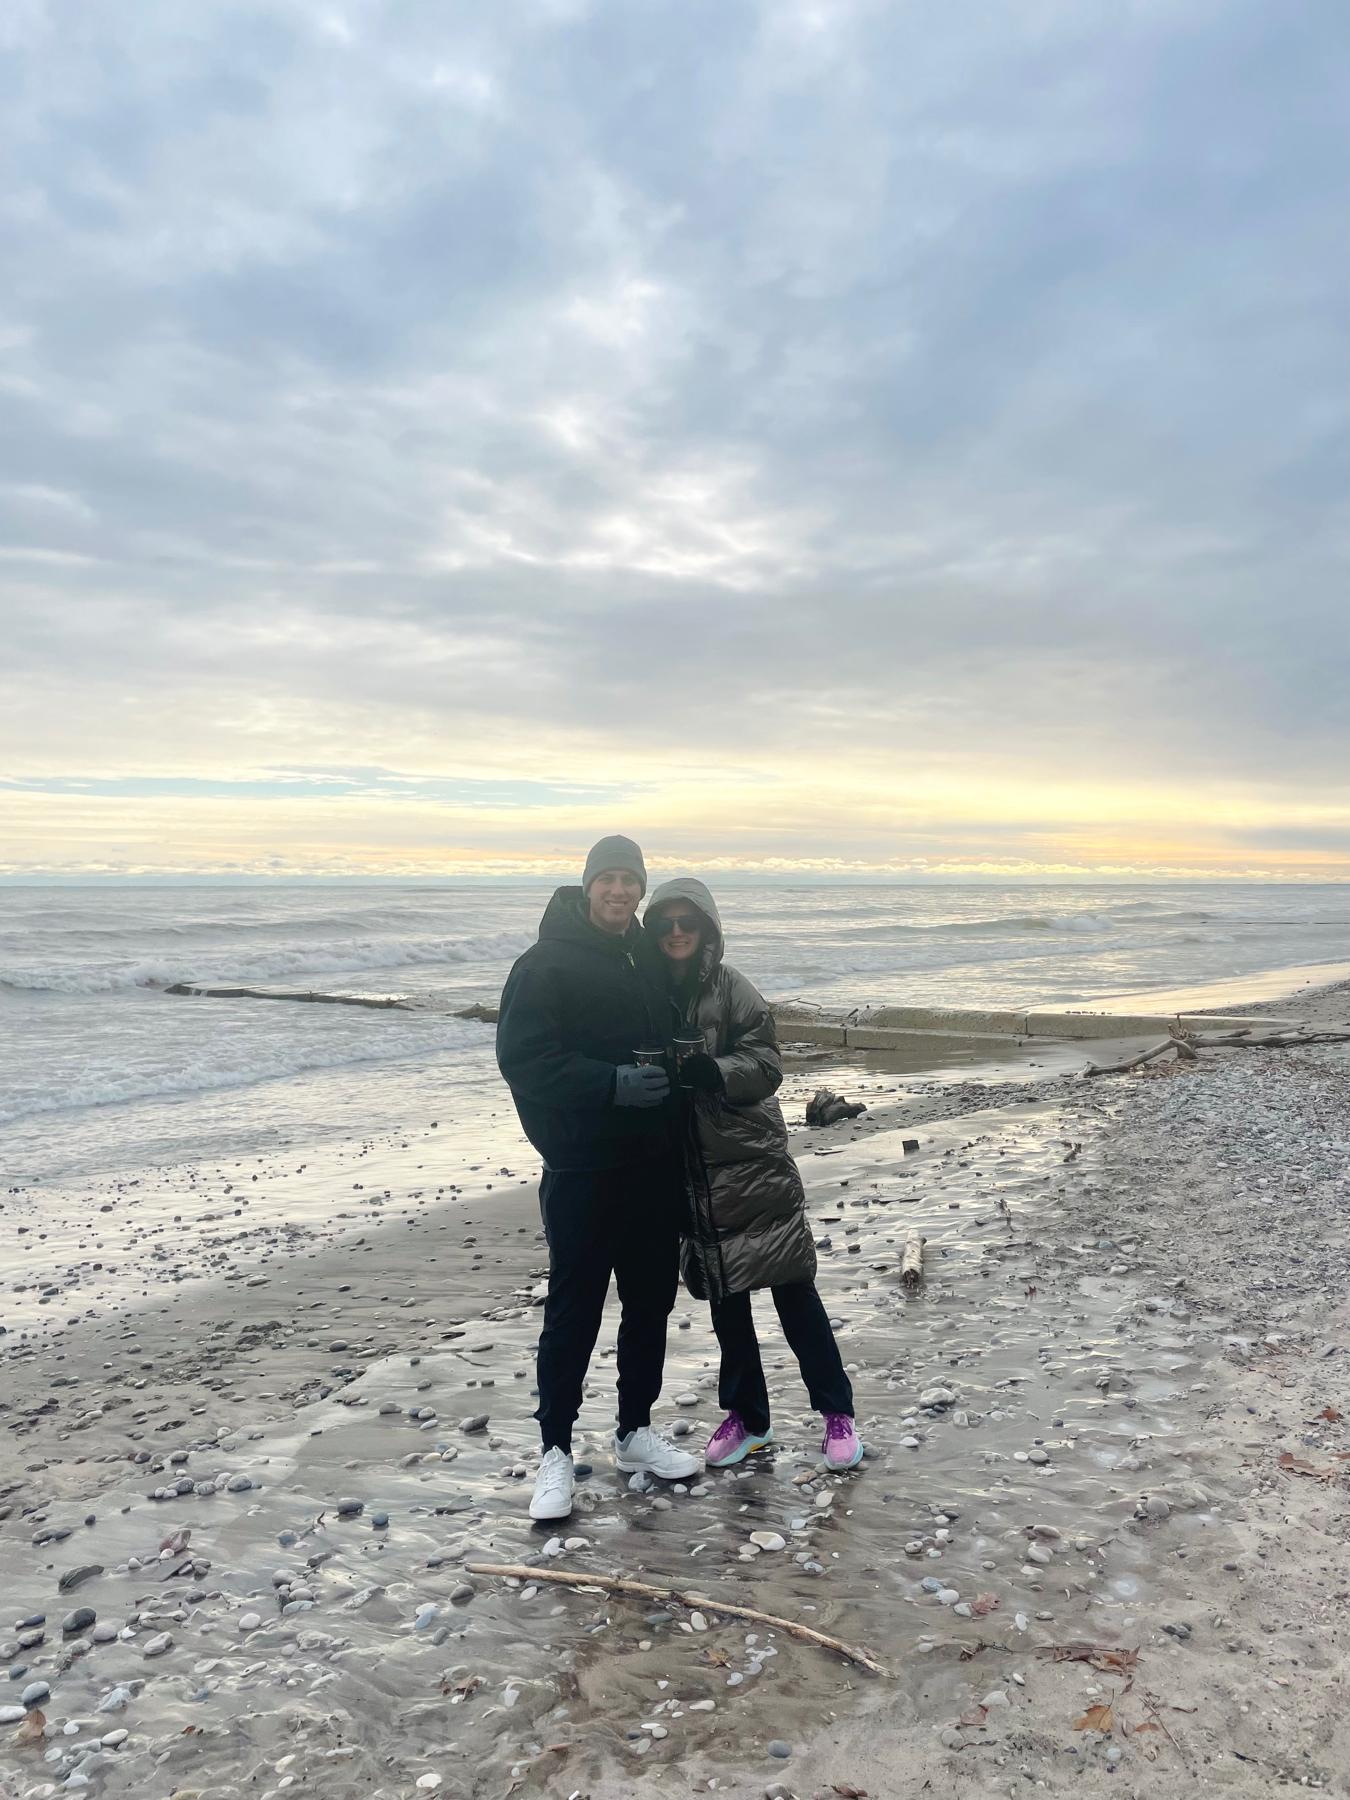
[713,968,783,1105]
[496,956,618,1111]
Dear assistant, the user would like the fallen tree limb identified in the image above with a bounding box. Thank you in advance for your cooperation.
[164,982,412,1011]
[1082,1025,1350,1078]
[464,1561,889,1675]
[1083,1038,1184,1078]
[1189,1028,1350,1049]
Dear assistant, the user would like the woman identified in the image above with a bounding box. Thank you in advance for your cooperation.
[644,878,863,1471]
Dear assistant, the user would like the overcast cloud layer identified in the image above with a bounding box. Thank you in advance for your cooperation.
[3,0,1350,877]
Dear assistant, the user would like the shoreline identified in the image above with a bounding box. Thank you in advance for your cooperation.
[3,978,1349,1798]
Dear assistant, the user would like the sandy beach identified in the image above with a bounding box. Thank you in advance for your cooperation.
[4,979,1350,1800]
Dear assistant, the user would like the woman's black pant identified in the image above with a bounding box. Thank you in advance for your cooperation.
[709,1281,853,1436]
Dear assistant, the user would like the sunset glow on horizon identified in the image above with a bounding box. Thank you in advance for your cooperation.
[4,4,1348,884]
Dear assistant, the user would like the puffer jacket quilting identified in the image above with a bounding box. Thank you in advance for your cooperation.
[646,878,816,1303]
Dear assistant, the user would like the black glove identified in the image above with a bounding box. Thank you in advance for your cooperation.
[679,1052,724,1094]
[614,1063,671,1108]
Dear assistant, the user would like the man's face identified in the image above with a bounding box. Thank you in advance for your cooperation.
[587,868,643,934]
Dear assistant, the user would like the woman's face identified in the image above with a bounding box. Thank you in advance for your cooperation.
[651,905,703,964]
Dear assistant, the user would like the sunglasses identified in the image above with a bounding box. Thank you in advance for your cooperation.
[651,913,703,937]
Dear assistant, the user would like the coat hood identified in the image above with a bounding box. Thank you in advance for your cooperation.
[645,876,724,985]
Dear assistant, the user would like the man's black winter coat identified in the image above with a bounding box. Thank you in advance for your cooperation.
[496,887,673,1171]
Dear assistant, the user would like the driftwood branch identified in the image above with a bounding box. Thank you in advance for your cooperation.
[464,1561,889,1676]
[1085,1024,1350,1077]
[164,982,411,1011]
[901,1235,925,1289]
[1192,1028,1350,1049]
[1083,1038,1188,1078]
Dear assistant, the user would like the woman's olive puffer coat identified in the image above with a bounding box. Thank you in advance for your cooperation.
[646,878,816,1305]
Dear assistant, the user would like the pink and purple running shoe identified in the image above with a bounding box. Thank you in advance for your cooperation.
[705,1412,774,1468]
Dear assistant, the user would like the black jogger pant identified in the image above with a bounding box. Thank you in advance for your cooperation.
[535,1161,682,1454]
[710,1281,853,1437]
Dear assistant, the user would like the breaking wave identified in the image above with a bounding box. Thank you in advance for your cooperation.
[0,931,532,995]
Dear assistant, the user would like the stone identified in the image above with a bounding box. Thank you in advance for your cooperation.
[459,1415,489,1433]
[97,1687,132,1714]
[450,1584,474,1605]
[21,1680,50,1706]
[767,1739,792,1758]
[238,1612,263,1631]
[750,1531,787,1552]
[226,1474,254,1493]
[920,1387,955,1408]
[142,1632,173,1657]
[62,1608,97,1636]
[1026,1448,1050,1466]
[58,1566,103,1593]
[336,1496,364,1517]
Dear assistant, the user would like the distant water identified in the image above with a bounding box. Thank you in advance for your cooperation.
[2,881,1348,1182]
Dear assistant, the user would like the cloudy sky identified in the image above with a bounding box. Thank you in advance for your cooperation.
[3,0,1349,880]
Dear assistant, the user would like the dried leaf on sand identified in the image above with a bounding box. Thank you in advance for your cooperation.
[970,1593,1001,1617]
[14,1709,46,1748]
[1277,1450,1340,1482]
[832,1786,869,1798]
[1039,1643,1139,1673]
[1074,1702,1115,1733]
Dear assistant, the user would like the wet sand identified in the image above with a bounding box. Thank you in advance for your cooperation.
[3,989,1350,1800]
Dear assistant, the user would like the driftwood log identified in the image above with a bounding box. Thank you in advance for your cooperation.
[1084,1037,1197,1077]
[1084,1026,1350,1078]
[900,1234,925,1288]
[163,982,411,1011]
[463,1562,888,1676]
[454,1001,499,1023]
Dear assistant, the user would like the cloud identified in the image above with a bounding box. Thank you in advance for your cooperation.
[2,0,1349,874]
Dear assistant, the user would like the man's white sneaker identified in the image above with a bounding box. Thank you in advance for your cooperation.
[529,1447,575,1521]
[614,1425,702,1480]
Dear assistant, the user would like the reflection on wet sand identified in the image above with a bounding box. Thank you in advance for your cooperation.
[2,1042,1231,1799]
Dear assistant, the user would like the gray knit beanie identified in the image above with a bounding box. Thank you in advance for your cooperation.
[582,834,647,895]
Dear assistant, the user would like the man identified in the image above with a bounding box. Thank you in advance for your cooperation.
[496,834,702,1520]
